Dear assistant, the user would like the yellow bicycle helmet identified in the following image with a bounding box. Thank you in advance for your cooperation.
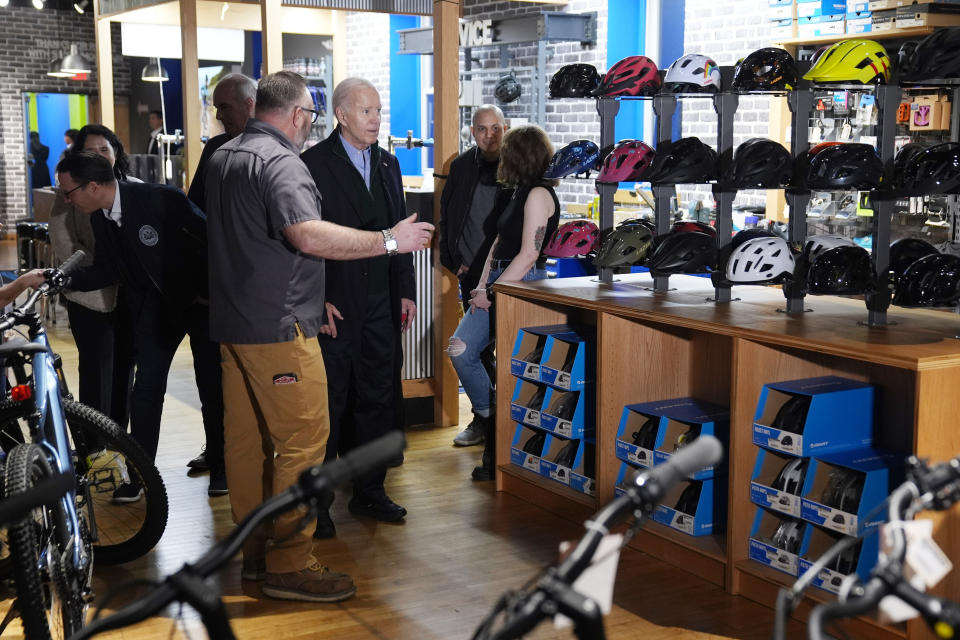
[803,39,892,84]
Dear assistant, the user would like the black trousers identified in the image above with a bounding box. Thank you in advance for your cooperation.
[318,289,397,499]
[126,295,225,479]
[458,271,481,314]
[65,300,116,417]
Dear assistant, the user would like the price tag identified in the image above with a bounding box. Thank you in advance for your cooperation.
[554,534,622,630]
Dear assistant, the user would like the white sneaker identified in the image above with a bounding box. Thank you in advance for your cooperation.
[453,417,485,447]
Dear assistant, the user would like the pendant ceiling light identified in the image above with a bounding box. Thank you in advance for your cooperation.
[141,58,169,82]
[60,44,92,74]
[48,57,74,78]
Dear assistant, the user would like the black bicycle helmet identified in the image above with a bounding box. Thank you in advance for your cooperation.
[899,142,960,196]
[522,431,546,455]
[731,48,798,92]
[834,539,863,575]
[807,143,884,190]
[549,63,602,98]
[527,386,546,410]
[771,457,809,495]
[645,137,719,184]
[520,343,545,364]
[893,142,927,183]
[494,73,521,104]
[892,253,960,307]
[544,139,601,179]
[820,469,864,512]
[889,237,939,286]
[672,424,701,452]
[807,246,874,295]
[594,223,655,268]
[548,391,579,421]
[631,416,659,450]
[647,231,717,276]
[552,439,580,467]
[771,395,810,435]
[901,27,960,84]
[674,482,702,515]
[728,138,792,189]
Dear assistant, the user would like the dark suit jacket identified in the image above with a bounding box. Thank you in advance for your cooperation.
[300,128,416,345]
[70,181,208,318]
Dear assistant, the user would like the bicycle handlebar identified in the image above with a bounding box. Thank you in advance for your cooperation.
[0,250,87,333]
[69,431,405,640]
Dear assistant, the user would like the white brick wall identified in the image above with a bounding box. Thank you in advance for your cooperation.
[344,12,393,149]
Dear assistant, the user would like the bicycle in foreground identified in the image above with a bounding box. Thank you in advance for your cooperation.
[0,254,169,639]
[68,430,405,639]
[773,454,960,640]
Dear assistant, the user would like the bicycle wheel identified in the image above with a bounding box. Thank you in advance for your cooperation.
[4,443,86,640]
[0,398,169,565]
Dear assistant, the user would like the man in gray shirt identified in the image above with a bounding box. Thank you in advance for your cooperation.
[205,70,432,603]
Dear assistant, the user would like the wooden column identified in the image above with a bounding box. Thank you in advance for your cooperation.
[433,0,461,427]
[179,0,201,188]
[93,8,114,130]
[261,0,283,76]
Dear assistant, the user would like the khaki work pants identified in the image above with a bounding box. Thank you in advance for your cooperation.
[220,327,329,574]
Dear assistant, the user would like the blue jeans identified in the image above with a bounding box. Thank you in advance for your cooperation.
[448,266,548,416]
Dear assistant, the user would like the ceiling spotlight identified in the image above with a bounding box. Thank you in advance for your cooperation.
[60,44,92,74]
[141,58,169,82]
[74,0,89,13]
[32,0,44,9]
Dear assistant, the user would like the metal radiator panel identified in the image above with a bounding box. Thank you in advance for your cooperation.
[401,247,433,380]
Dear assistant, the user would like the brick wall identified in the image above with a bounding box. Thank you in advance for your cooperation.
[679,0,776,209]
[0,5,130,225]
[344,12,393,148]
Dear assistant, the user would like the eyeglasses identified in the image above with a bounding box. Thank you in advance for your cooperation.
[299,105,320,124]
[62,182,88,199]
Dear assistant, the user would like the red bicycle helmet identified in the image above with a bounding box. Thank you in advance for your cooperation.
[544,220,599,258]
[671,220,717,238]
[597,140,656,184]
[593,55,661,97]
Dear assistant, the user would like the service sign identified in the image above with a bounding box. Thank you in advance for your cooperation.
[459,19,496,46]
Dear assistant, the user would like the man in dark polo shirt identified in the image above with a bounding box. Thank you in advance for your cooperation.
[204,70,432,603]
[301,77,414,538]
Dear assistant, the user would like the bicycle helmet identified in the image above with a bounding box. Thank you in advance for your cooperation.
[771,395,810,435]
[671,220,716,237]
[899,142,960,196]
[771,458,809,495]
[526,386,546,410]
[820,469,864,512]
[631,415,659,450]
[714,228,777,285]
[726,236,795,284]
[893,142,927,183]
[672,424,700,452]
[834,539,862,575]
[663,53,721,94]
[544,140,601,179]
[900,27,960,84]
[803,39,892,85]
[520,343,545,364]
[594,223,655,268]
[803,235,858,261]
[807,246,874,295]
[544,220,599,258]
[807,143,884,190]
[548,391,580,421]
[597,140,656,184]
[892,253,960,307]
[494,73,521,104]
[889,237,939,286]
[771,519,802,554]
[645,137,719,184]
[596,143,616,170]
[674,482,702,515]
[592,55,661,97]
[729,138,792,189]
[552,439,580,468]
[549,63,602,98]
[522,431,546,455]
[647,231,717,276]
[731,48,798,92]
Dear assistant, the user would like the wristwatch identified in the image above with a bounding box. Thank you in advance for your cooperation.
[381,228,399,256]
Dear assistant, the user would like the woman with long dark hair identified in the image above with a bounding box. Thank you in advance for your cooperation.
[447,124,560,481]
[49,124,136,430]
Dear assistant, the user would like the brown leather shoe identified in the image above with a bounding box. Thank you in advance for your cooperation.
[262,563,356,602]
[241,555,266,581]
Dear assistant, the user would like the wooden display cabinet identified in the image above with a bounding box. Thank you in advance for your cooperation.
[493,273,960,640]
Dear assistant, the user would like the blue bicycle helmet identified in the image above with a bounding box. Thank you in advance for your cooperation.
[544,139,601,179]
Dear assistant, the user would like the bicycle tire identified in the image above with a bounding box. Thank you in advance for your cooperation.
[0,398,169,565]
[4,443,85,640]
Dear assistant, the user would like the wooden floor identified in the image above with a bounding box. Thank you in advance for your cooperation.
[1,292,805,639]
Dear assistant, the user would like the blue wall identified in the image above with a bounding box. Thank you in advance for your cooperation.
[389,14,422,175]
[607,0,646,142]
[659,0,685,142]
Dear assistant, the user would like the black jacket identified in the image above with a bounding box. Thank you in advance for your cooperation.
[70,181,208,313]
[437,146,510,276]
[300,127,415,345]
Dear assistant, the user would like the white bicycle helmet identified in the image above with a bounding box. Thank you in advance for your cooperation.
[804,234,857,261]
[663,53,722,93]
[726,236,795,283]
